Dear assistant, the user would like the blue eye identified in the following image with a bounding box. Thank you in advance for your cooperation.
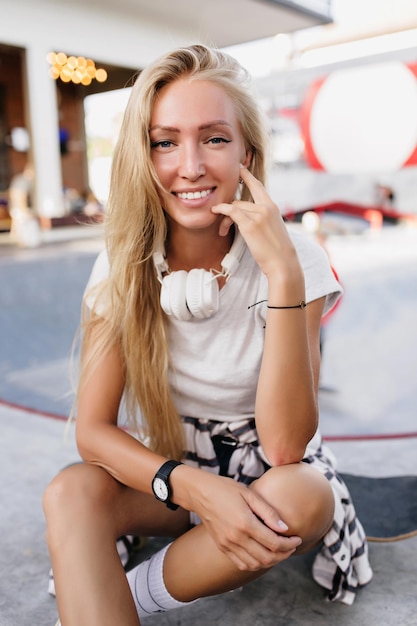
[208,137,231,145]
[151,140,174,149]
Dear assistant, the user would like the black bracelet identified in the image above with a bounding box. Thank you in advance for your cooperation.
[248,300,307,310]
[268,301,307,309]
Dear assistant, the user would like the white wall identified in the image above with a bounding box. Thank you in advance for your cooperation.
[0,0,194,70]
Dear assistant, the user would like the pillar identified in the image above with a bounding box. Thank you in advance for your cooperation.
[24,42,65,220]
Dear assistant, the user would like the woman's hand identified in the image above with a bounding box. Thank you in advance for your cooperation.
[186,470,302,571]
[212,166,297,280]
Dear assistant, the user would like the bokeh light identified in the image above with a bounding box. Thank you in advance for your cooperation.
[46,52,108,85]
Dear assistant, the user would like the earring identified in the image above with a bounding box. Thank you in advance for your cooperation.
[239,178,244,184]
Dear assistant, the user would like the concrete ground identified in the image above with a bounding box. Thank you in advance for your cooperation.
[0,222,416,625]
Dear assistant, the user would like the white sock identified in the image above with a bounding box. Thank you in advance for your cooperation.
[126,543,197,619]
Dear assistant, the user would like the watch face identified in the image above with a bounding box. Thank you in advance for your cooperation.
[153,477,169,501]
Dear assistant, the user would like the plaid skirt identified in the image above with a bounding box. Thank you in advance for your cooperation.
[181,416,373,605]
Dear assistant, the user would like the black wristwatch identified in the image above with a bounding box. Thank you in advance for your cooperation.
[151,460,183,510]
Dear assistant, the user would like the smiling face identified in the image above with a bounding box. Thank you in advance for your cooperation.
[149,78,251,233]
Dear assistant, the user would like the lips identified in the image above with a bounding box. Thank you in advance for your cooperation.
[174,188,215,200]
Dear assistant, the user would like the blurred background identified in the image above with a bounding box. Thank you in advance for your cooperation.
[2,0,417,224]
[0,0,416,435]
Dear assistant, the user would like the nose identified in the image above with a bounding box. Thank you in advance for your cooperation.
[178,142,205,180]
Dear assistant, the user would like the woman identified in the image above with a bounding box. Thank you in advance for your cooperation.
[44,44,372,625]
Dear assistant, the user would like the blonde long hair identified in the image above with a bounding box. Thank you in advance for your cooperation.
[80,44,269,460]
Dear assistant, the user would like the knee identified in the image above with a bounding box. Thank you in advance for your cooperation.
[43,463,117,551]
[251,463,334,551]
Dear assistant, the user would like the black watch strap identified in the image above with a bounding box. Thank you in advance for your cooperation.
[153,460,183,510]
[158,459,182,476]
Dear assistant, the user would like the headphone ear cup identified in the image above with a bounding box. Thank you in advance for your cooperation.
[186,269,219,319]
[160,271,192,321]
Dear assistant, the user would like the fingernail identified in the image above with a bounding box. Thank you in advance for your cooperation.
[277,520,288,531]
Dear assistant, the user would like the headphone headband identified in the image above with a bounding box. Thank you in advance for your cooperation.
[153,230,246,281]
[153,230,246,320]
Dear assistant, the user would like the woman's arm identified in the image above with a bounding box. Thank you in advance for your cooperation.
[75,324,168,491]
[212,166,323,466]
[255,292,323,465]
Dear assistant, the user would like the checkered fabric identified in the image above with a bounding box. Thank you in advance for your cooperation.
[182,416,373,605]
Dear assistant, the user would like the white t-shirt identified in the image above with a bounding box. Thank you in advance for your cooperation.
[84,226,342,423]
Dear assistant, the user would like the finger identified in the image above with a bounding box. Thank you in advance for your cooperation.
[254,519,302,554]
[211,201,261,226]
[239,165,274,207]
[243,511,293,554]
[257,506,289,534]
[225,543,263,572]
[227,537,298,571]
[246,490,289,535]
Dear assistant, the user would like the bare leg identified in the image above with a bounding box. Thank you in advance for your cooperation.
[43,464,190,626]
[44,461,334,624]
[163,461,334,600]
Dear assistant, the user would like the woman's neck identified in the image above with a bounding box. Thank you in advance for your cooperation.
[165,225,235,273]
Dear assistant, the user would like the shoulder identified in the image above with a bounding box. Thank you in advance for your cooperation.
[286,225,343,316]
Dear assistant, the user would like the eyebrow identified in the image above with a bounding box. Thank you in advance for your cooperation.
[149,120,232,132]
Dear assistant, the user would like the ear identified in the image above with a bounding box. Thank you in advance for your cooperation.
[242,150,253,168]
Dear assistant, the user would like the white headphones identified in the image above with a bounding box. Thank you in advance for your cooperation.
[153,230,246,321]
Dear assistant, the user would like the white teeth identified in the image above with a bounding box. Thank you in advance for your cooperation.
[177,189,211,200]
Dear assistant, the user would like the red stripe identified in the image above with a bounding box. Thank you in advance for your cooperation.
[324,432,417,442]
[0,398,68,421]
[299,75,327,170]
[403,62,417,167]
